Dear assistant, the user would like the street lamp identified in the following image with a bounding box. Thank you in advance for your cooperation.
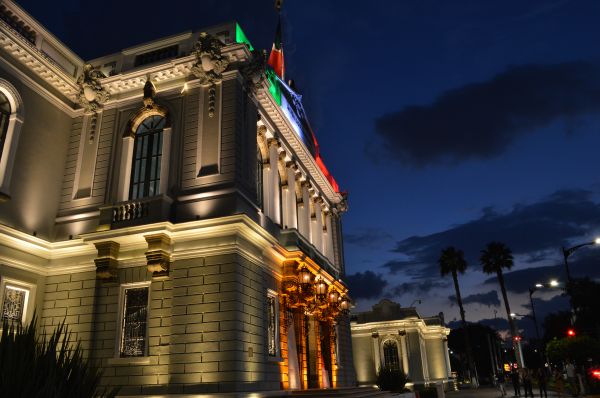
[562,239,600,283]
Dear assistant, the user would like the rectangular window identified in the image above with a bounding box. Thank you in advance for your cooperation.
[267,290,279,357]
[134,45,179,67]
[119,286,150,357]
[1,285,29,324]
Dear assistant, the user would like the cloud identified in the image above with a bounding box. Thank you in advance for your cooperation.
[484,249,600,293]
[448,318,510,332]
[345,228,393,249]
[373,62,600,166]
[449,290,501,307]
[390,279,449,297]
[383,189,600,282]
[346,271,388,300]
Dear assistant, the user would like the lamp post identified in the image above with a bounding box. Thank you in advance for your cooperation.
[561,238,600,325]
[527,288,541,341]
[561,238,600,283]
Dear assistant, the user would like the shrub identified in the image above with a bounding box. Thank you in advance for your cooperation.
[0,316,118,398]
[376,365,409,392]
[415,387,438,398]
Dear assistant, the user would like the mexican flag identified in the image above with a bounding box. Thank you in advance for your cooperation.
[268,18,284,79]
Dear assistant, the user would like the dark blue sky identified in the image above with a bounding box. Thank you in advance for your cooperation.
[19,0,600,334]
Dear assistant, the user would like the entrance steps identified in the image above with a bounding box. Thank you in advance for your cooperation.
[290,386,395,398]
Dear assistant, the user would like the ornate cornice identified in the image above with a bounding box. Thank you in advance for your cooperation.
[0,19,80,103]
[256,84,344,206]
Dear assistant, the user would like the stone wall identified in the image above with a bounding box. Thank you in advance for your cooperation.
[39,252,281,395]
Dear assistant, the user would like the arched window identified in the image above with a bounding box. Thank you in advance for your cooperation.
[383,339,401,370]
[129,115,165,199]
[256,148,263,209]
[0,91,10,159]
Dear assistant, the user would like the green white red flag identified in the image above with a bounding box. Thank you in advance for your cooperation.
[268,17,284,79]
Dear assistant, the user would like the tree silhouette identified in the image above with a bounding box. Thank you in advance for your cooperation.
[439,246,478,385]
[480,241,523,367]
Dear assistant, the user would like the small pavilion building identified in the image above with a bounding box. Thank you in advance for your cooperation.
[350,299,452,389]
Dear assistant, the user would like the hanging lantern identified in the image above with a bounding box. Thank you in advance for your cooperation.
[339,297,350,313]
[316,279,328,300]
[298,266,312,286]
[328,289,339,304]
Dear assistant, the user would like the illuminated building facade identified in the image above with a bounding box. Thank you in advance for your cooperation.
[351,300,452,389]
[0,1,355,395]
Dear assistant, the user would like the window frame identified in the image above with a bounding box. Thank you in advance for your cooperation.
[117,107,171,202]
[0,277,35,327]
[116,281,151,358]
[0,79,24,200]
[381,338,402,370]
[267,289,281,359]
[129,115,165,200]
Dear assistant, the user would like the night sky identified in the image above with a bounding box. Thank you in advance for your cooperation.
[18,0,600,336]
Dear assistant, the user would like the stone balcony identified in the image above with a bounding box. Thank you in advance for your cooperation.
[98,195,173,230]
[279,228,341,280]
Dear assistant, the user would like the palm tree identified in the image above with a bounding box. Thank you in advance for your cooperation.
[439,247,478,386]
[480,241,524,367]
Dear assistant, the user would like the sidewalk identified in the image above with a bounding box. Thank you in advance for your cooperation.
[446,387,566,398]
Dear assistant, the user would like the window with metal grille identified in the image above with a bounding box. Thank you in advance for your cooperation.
[0,91,11,161]
[129,115,165,199]
[267,293,278,356]
[383,339,401,370]
[120,286,149,357]
[1,285,28,324]
[257,149,263,209]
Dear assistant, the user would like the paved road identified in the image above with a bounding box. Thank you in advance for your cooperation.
[446,387,565,398]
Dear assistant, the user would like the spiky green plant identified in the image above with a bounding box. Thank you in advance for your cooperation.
[0,315,118,398]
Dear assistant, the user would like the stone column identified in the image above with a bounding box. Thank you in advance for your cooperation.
[372,332,381,374]
[269,140,281,224]
[158,127,172,195]
[282,165,298,229]
[443,338,452,378]
[400,333,410,376]
[297,181,311,241]
[117,136,134,201]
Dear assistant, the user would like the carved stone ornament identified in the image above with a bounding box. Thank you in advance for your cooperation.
[190,32,229,85]
[94,241,119,280]
[143,78,157,108]
[241,49,267,93]
[145,233,171,277]
[76,64,109,112]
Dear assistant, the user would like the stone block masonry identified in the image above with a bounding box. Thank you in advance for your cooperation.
[40,253,281,395]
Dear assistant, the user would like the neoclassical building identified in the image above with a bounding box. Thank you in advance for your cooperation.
[351,300,452,389]
[0,1,355,395]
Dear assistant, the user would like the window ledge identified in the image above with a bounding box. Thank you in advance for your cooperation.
[107,356,151,365]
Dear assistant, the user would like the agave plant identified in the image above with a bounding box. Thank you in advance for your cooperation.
[0,315,118,398]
